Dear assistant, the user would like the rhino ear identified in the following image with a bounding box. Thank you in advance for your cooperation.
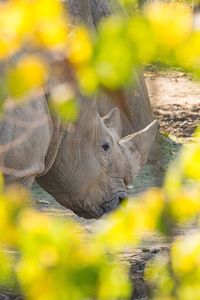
[102,107,123,139]
[120,120,158,175]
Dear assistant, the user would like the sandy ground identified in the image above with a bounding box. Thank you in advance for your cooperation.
[146,71,200,138]
[146,71,200,106]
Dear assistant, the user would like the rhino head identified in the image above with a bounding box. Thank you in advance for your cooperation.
[37,101,158,219]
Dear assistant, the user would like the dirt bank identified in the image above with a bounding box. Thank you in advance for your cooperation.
[146,71,200,139]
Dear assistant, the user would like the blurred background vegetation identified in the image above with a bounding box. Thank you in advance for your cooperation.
[0,0,200,299]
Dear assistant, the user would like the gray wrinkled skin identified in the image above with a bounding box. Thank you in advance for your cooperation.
[0,92,158,219]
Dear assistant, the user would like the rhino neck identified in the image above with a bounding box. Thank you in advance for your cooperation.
[35,102,97,207]
[42,95,93,176]
[35,122,77,206]
[37,111,67,177]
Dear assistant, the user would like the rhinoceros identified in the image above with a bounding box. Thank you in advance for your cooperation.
[0,91,158,218]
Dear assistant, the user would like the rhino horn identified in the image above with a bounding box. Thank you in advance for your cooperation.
[120,120,158,180]
[102,107,123,139]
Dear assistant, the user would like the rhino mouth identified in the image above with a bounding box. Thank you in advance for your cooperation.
[70,191,128,219]
[100,191,128,215]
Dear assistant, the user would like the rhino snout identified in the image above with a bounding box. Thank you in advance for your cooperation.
[74,191,128,219]
[100,191,128,215]
[118,191,127,205]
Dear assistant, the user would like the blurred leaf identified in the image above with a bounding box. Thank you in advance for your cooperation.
[168,186,200,223]
[164,162,183,199]
[94,189,164,250]
[145,2,192,50]
[15,208,131,300]
[67,27,93,65]
[0,185,29,246]
[181,141,200,180]
[50,83,79,121]
[30,0,68,48]
[0,1,29,58]
[35,18,68,48]
[145,255,175,300]
[77,66,99,94]
[5,55,48,99]
[171,234,200,300]
[127,17,156,63]
[175,31,200,71]
[94,17,135,89]
[0,251,15,286]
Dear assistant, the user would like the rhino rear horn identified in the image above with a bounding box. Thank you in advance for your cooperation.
[102,107,123,139]
[120,120,158,172]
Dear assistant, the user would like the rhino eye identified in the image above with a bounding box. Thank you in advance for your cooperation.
[101,142,110,152]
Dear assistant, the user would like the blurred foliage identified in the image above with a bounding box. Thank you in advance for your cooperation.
[0,0,200,111]
[0,129,200,299]
[0,0,200,299]
[50,83,79,121]
[5,55,48,99]
[0,180,131,299]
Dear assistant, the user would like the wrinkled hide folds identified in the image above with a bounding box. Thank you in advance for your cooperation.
[0,93,158,218]
[36,99,158,218]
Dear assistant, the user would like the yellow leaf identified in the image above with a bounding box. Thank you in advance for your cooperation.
[67,27,93,65]
[0,1,29,58]
[32,0,63,20]
[176,31,200,69]
[77,66,98,94]
[145,2,192,49]
[169,186,200,222]
[172,234,200,275]
[50,83,79,121]
[35,19,68,48]
[183,146,200,180]
[6,55,48,98]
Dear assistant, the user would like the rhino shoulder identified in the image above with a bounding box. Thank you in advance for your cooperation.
[0,92,55,186]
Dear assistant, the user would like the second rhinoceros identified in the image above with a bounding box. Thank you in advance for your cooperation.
[0,92,158,218]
